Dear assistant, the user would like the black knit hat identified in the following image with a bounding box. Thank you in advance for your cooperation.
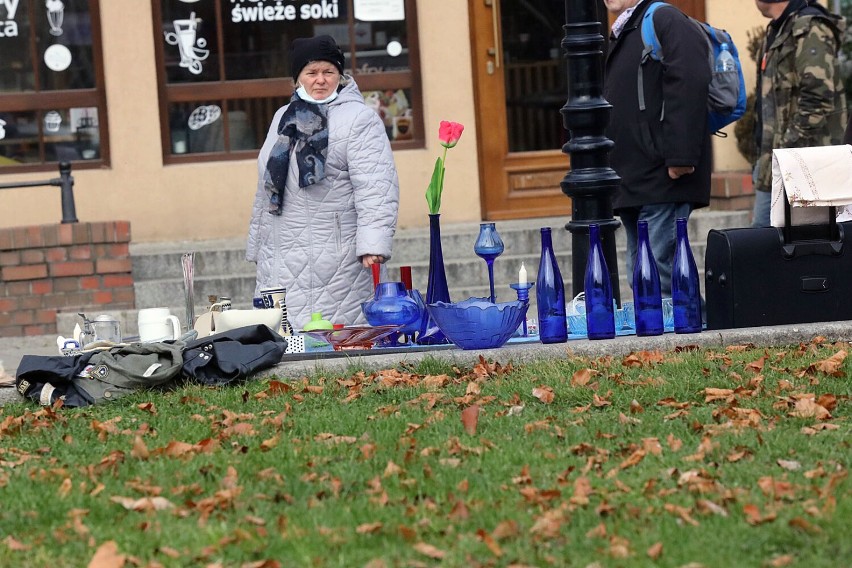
[290,35,345,78]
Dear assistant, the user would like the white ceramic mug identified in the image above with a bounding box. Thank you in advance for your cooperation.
[260,287,286,309]
[138,307,181,342]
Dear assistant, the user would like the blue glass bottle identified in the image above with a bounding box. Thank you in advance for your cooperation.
[632,220,664,336]
[535,227,567,343]
[671,217,702,333]
[584,224,615,340]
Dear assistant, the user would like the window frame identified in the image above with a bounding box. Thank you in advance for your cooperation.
[0,0,110,173]
[151,0,424,165]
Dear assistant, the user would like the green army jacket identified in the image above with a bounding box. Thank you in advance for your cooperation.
[755,8,847,193]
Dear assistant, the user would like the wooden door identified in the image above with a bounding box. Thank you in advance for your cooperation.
[469,0,575,220]
[470,0,705,220]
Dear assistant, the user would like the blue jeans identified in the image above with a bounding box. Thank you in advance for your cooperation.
[752,189,771,228]
[620,202,692,297]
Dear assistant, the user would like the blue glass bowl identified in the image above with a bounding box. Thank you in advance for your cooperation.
[426,297,528,350]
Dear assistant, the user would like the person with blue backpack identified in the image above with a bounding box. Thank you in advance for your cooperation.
[603,0,715,297]
[751,0,847,228]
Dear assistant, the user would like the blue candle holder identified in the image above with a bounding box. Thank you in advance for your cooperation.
[509,281,534,336]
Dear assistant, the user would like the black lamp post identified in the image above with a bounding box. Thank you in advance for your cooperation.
[560,0,622,303]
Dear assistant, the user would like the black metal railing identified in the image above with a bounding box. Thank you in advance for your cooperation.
[0,162,78,224]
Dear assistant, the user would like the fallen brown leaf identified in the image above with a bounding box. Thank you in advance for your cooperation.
[571,368,595,386]
[356,522,383,534]
[476,528,503,557]
[3,535,30,551]
[413,542,446,559]
[88,541,125,568]
[461,405,480,436]
[532,386,555,404]
[109,496,175,512]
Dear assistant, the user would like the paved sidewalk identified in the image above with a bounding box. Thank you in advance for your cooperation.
[3,321,851,407]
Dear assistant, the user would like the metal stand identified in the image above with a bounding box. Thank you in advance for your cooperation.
[560,0,621,303]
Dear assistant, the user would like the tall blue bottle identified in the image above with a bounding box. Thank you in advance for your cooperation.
[632,220,664,336]
[536,227,567,343]
[671,217,702,333]
[584,224,615,340]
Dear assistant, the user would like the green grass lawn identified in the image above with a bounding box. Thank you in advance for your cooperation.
[0,338,849,567]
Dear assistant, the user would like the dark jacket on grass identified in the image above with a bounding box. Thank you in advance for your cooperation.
[604,1,712,212]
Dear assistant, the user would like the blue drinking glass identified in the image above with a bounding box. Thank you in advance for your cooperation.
[474,222,504,303]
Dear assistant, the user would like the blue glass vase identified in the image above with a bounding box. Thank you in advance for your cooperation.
[361,282,421,328]
[671,217,702,333]
[535,227,567,344]
[418,213,451,344]
[632,220,664,336]
[584,224,615,340]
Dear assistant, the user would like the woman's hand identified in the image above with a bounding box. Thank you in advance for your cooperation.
[360,255,386,267]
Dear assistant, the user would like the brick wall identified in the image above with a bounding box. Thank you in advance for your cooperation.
[0,221,135,337]
[710,171,754,212]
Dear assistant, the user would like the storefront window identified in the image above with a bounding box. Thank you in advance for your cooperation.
[0,0,107,171]
[153,0,422,163]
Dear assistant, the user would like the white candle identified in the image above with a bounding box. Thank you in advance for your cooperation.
[519,262,527,285]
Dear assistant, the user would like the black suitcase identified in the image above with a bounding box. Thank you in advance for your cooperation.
[704,205,852,330]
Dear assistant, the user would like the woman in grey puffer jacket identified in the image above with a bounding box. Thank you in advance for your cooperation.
[246,35,399,330]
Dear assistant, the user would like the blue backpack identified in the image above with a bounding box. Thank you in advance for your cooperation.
[638,2,747,135]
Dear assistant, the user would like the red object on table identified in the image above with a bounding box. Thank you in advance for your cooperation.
[371,263,381,290]
[333,323,345,330]
[400,266,413,290]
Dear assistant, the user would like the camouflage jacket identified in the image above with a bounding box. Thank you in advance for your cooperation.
[754,4,847,192]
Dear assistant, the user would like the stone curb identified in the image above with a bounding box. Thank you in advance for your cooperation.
[3,320,850,407]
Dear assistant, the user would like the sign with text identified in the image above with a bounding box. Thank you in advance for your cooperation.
[229,0,341,23]
[354,0,404,22]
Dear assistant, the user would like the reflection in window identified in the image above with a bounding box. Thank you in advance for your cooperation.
[154,0,423,162]
[363,89,414,142]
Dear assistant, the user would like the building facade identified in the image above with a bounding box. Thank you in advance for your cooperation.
[0,0,769,242]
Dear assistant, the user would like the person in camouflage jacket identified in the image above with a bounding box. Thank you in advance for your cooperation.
[752,0,847,227]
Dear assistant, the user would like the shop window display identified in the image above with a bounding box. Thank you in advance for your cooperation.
[0,0,106,171]
[154,0,423,163]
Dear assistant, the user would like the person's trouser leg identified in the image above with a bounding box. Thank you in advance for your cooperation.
[752,189,771,228]
[621,203,692,297]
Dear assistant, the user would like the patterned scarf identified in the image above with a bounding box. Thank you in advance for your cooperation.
[611,0,646,39]
[264,93,330,215]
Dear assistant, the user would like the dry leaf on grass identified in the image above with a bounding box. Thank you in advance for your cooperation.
[110,496,175,512]
[88,541,126,568]
[461,405,480,435]
[532,386,554,404]
[413,542,446,559]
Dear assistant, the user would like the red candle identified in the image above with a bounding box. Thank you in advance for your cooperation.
[400,266,413,290]
[371,263,381,290]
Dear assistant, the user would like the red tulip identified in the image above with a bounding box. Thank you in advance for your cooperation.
[438,121,464,149]
[427,120,465,214]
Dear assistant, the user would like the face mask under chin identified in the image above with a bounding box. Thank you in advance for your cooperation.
[296,85,339,104]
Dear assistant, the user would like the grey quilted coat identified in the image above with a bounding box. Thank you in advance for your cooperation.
[246,78,399,330]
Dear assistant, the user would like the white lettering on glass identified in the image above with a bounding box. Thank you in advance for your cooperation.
[0,20,17,36]
[0,0,20,36]
[45,0,65,37]
[1,0,20,19]
[163,12,209,75]
[229,0,338,23]
[44,111,62,132]
[187,105,221,130]
[44,43,72,71]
